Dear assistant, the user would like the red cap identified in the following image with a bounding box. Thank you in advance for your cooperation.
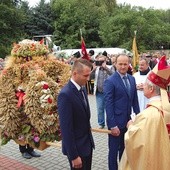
[147,56,170,89]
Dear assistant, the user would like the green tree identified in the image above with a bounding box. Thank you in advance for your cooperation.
[0,0,170,56]
[21,0,54,37]
[0,0,25,58]
[51,0,109,49]
[99,5,170,51]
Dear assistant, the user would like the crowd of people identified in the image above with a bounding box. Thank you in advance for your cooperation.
[0,45,170,170]
[58,50,170,170]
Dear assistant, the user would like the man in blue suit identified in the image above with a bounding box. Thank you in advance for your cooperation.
[104,54,140,170]
[58,58,95,170]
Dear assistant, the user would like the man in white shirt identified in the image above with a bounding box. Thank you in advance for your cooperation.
[133,58,150,111]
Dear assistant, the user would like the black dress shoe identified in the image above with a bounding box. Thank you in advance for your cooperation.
[22,152,32,159]
[29,151,41,157]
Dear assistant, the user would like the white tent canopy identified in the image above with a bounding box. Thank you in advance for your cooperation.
[54,47,132,59]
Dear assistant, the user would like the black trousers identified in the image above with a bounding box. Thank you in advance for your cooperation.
[69,151,93,170]
[19,144,34,153]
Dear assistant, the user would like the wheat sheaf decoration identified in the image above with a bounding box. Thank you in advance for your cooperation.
[0,39,71,149]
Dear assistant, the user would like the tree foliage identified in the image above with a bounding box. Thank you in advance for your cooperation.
[99,6,170,51]
[21,0,54,37]
[51,0,106,49]
[0,0,25,58]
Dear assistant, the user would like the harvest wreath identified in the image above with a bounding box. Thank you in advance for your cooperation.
[0,39,70,150]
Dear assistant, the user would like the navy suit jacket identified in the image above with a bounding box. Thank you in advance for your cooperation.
[57,80,94,161]
[104,71,140,129]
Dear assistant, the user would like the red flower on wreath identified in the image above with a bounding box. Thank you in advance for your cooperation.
[49,111,53,115]
[48,98,52,104]
[43,84,49,89]
[56,78,60,83]
[4,131,9,137]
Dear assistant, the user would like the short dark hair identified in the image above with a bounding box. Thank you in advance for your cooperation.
[89,50,94,56]
[102,51,107,57]
[72,58,92,73]
[73,51,81,58]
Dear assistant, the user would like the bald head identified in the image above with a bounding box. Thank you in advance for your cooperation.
[115,54,130,75]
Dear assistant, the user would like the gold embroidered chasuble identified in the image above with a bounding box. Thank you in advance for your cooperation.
[119,100,170,170]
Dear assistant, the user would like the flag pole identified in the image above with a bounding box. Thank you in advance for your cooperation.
[134,30,137,36]
[79,29,90,94]
[80,29,82,38]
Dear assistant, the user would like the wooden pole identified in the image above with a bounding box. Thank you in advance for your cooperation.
[80,29,82,37]
[46,141,62,148]
[45,128,170,148]
[91,128,111,134]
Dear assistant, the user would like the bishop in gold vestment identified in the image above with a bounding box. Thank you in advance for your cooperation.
[119,98,170,170]
[119,56,170,170]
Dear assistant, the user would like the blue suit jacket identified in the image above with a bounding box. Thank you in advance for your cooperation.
[57,80,94,160]
[104,71,140,129]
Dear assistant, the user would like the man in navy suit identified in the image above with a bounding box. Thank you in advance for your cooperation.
[104,54,140,170]
[58,58,95,170]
